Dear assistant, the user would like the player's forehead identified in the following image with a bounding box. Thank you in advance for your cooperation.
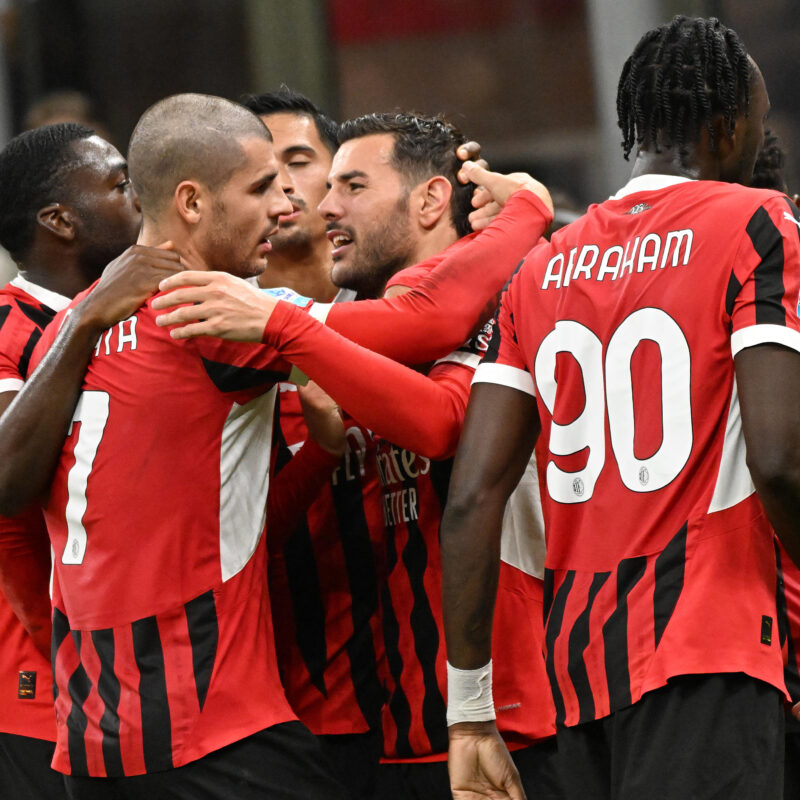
[227,135,279,184]
[69,135,126,176]
[328,133,399,183]
[261,112,326,156]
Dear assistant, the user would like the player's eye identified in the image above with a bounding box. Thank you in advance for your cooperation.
[116,178,131,191]
[288,159,311,167]
[348,182,365,192]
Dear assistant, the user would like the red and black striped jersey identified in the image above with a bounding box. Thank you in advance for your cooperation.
[30,287,304,777]
[268,384,387,735]
[776,539,800,703]
[377,258,554,762]
[475,176,800,727]
[0,276,70,742]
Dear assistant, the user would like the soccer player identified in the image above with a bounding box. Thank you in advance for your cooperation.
[19,94,354,800]
[439,15,800,799]
[243,88,387,799]
[153,113,559,799]
[0,122,182,799]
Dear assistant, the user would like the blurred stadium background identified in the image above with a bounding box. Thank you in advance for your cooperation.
[0,0,795,280]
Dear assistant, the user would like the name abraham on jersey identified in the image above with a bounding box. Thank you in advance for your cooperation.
[94,316,138,356]
[377,443,430,527]
[542,228,693,290]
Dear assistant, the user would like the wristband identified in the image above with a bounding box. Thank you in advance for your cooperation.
[446,660,495,726]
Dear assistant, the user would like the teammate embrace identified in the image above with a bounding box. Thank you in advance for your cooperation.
[0,13,798,800]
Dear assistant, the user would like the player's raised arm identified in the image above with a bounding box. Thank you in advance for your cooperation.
[0,245,183,516]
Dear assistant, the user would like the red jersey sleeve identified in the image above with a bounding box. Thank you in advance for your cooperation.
[0,300,43,390]
[314,190,551,364]
[471,268,536,396]
[267,437,341,548]
[729,194,800,356]
[263,302,475,459]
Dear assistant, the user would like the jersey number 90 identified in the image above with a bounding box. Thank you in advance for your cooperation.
[534,308,693,504]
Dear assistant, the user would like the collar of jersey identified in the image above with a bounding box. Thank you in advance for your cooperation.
[610,173,695,201]
[11,274,71,311]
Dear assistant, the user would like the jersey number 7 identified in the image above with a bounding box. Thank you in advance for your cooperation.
[62,390,110,565]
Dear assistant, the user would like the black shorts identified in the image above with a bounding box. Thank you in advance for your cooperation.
[0,732,66,799]
[556,673,785,800]
[317,728,382,800]
[63,721,350,800]
[375,739,561,800]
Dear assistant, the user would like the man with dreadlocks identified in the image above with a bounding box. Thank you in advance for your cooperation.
[439,15,800,799]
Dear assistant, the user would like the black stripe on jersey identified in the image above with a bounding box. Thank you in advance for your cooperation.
[568,572,610,724]
[402,516,447,755]
[284,518,329,697]
[17,328,41,379]
[775,544,800,701]
[783,197,800,244]
[602,556,646,712]
[132,616,173,772]
[653,522,687,647]
[52,606,71,703]
[0,304,11,335]
[16,299,55,329]
[201,358,288,393]
[544,569,574,726]
[66,631,92,776]
[746,206,786,325]
[91,628,123,776]
[482,259,525,367]
[184,590,219,711]
[725,272,742,319]
[381,525,414,756]
[330,455,384,729]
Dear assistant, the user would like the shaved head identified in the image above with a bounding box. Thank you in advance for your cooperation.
[128,93,271,220]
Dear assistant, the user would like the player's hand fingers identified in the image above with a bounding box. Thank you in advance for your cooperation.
[457,141,482,162]
[471,185,493,209]
[468,201,502,231]
[166,320,216,340]
[154,303,209,327]
[152,286,213,311]
[158,270,219,293]
[793,700,800,721]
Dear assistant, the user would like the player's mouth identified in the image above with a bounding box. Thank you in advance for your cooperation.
[257,236,273,255]
[279,197,305,226]
[327,228,354,260]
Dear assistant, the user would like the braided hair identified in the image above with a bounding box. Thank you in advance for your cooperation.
[617,16,752,160]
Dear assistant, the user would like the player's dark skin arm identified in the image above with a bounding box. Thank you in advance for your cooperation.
[0,245,183,516]
[736,344,800,567]
[440,382,540,800]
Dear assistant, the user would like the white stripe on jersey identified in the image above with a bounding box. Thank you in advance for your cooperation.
[472,362,536,397]
[731,324,800,358]
[309,302,333,324]
[707,377,755,514]
[501,452,546,579]
[434,350,482,370]
[219,387,276,582]
[0,377,23,392]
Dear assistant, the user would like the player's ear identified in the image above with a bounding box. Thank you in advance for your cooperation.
[36,203,77,242]
[416,176,452,230]
[175,180,205,225]
[710,113,740,171]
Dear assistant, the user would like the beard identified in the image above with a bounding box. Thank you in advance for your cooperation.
[331,195,414,299]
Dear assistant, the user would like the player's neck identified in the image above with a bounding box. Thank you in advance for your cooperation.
[138,221,210,271]
[629,148,703,182]
[257,248,337,302]
[410,225,459,268]
[16,245,91,300]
